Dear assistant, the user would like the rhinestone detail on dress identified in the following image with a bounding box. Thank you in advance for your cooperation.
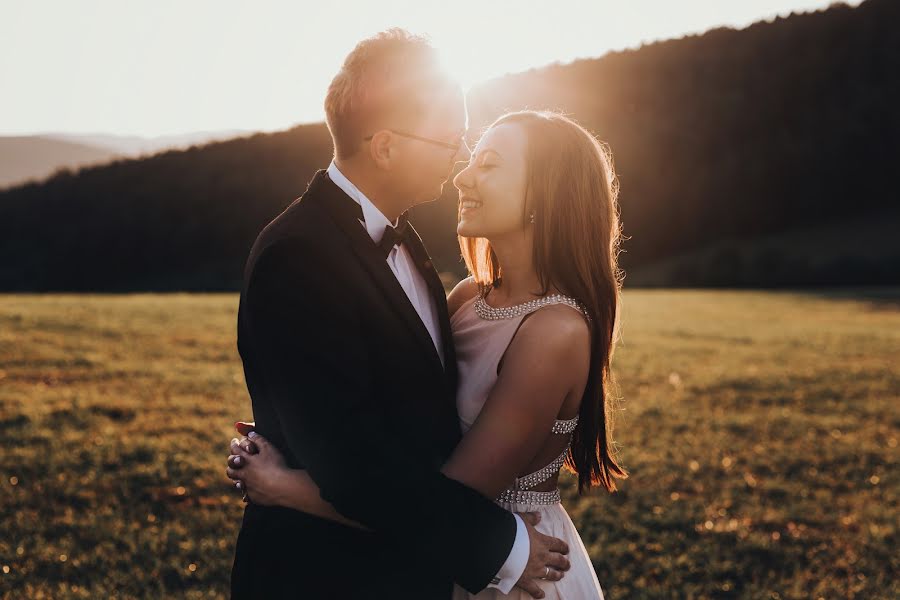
[515,446,569,490]
[473,292,590,322]
[551,416,579,435]
[496,488,562,506]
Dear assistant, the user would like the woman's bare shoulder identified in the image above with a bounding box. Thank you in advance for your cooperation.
[447,276,479,319]
[513,303,591,367]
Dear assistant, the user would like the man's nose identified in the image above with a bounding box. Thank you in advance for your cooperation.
[453,161,472,191]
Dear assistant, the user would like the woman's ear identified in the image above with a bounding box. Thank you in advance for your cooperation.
[368,130,394,169]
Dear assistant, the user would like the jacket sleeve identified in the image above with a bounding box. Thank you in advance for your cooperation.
[243,238,517,593]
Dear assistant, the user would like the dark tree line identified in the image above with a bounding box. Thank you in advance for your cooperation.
[1,0,897,291]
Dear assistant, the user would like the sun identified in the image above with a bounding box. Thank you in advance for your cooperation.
[426,33,504,93]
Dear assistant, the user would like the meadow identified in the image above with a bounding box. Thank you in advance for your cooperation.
[1,289,897,599]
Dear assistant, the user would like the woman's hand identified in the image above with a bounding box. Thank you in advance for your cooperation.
[224,421,367,530]
[226,425,288,506]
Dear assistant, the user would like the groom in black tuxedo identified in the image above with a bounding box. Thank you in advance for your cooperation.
[230,30,568,599]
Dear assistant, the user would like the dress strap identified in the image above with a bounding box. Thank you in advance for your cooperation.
[552,415,579,435]
[514,445,570,490]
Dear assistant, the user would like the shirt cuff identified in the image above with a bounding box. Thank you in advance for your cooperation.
[487,513,530,593]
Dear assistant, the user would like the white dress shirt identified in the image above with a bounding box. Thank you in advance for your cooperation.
[327,161,444,366]
[326,161,529,593]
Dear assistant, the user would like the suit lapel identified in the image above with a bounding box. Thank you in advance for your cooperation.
[306,171,446,378]
[402,223,459,390]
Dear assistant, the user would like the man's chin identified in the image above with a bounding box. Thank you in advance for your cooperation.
[414,194,441,206]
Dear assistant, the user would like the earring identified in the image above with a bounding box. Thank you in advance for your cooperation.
[529,213,535,224]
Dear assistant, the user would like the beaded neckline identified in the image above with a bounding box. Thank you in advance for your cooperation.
[473,291,590,322]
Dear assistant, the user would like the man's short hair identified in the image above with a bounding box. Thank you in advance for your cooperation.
[324,28,456,160]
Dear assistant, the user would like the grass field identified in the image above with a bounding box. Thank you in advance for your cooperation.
[1,289,897,599]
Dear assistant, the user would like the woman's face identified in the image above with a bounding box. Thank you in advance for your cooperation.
[453,123,529,239]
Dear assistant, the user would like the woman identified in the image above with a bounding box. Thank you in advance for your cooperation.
[226,110,628,599]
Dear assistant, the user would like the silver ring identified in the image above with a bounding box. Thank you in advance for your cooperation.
[544,566,550,579]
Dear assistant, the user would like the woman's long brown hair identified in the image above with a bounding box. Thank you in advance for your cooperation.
[459,110,628,493]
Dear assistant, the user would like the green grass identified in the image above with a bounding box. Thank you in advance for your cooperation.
[1,290,897,599]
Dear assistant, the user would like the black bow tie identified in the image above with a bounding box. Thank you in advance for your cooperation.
[334,179,410,259]
[378,215,410,259]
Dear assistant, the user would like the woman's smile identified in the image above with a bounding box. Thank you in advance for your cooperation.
[460,195,483,214]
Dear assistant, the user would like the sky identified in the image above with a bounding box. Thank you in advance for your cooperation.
[0,0,862,137]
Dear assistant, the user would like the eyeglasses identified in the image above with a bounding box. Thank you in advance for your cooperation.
[364,129,467,152]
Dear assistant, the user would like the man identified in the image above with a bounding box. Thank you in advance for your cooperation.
[230,29,568,599]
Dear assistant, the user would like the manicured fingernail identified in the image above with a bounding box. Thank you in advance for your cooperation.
[247,431,257,439]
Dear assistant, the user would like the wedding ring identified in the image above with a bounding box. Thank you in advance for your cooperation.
[544,566,550,579]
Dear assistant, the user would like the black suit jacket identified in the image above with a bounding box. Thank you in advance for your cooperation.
[230,170,517,599]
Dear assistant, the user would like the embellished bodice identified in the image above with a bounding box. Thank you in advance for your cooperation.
[450,286,589,508]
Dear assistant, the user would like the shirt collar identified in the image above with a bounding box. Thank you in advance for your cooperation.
[327,160,397,244]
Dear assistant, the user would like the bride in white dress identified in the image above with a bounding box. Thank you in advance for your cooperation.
[226,110,628,599]
[446,282,606,600]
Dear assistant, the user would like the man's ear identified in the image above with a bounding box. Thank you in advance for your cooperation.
[368,130,394,170]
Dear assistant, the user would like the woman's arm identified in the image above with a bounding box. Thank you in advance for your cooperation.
[276,470,364,528]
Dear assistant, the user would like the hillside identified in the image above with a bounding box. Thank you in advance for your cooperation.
[0,131,249,189]
[0,136,120,188]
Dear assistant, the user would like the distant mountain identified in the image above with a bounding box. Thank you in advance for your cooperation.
[48,130,251,157]
[0,136,119,188]
[0,130,249,189]
[0,0,897,291]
